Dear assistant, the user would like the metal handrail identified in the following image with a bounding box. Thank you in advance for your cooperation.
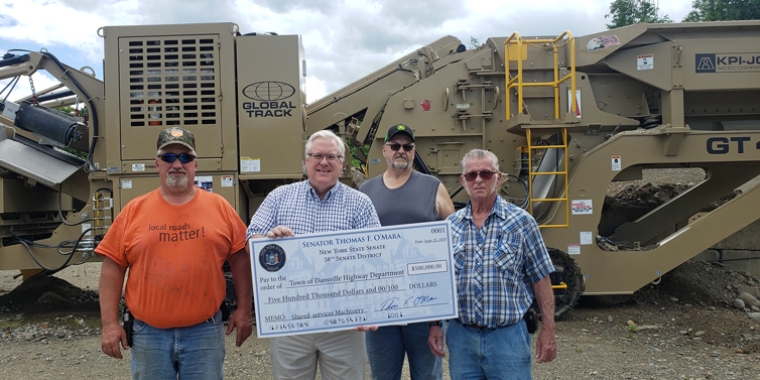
[504,31,576,121]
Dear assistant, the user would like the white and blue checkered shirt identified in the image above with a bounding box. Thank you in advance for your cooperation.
[448,196,554,328]
[246,180,380,238]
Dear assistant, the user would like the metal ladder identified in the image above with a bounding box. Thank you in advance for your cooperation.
[504,31,577,228]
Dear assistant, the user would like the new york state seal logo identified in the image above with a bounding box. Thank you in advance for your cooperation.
[259,244,286,272]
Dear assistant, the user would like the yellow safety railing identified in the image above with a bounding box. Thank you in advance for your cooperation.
[504,31,577,120]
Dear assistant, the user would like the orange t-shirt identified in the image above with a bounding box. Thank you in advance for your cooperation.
[95,189,247,328]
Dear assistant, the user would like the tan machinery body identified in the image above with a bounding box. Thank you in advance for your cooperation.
[0,21,759,302]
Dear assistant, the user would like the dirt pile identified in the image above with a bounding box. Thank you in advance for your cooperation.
[636,260,758,308]
[0,275,99,314]
[587,260,760,353]
[599,180,736,240]
[606,183,690,208]
[607,180,736,211]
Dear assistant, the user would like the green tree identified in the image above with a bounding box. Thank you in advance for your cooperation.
[349,143,370,169]
[683,0,760,21]
[58,105,88,119]
[605,0,673,29]
[469,37,480,49]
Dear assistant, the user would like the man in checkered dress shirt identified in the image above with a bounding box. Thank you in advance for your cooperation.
[247,130,380,380]
[247,178,379,237]
[429,149,557,380]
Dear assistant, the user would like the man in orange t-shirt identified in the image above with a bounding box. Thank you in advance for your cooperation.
[96,127,252,379]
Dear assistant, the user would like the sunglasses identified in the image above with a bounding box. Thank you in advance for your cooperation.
[386,143,415,152]
[463,170,497,181]
[158,153,196,164]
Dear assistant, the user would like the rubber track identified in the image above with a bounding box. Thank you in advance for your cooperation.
[548,248,585,318]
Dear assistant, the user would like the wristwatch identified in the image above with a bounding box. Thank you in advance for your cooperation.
[428,321,442,328]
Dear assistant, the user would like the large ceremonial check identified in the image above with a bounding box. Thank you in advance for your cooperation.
[249,220,457,338]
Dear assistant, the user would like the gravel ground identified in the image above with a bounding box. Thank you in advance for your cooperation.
[3,261,760,379]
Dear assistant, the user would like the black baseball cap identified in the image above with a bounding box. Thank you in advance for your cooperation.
[385,124,415,142]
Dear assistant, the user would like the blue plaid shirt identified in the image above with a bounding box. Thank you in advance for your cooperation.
[448,195,554,328]
[247,180,380,238]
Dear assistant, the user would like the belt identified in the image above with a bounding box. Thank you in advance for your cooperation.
[131,308,223,328]
[455,319,494,331]
[455,318,511,331]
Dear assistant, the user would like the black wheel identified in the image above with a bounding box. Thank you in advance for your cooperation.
[548,248,584,318]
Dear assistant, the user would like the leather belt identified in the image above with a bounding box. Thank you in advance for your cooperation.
[455,319,496,331]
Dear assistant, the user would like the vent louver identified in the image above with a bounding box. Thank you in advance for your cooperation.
[122,36,219,128]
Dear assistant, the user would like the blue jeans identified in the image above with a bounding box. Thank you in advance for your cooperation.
[446,319,531,380]
[130,311,225,380]
[366,322,442,380]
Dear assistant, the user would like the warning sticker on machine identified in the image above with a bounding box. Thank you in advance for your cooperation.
[241,157,261,173]
[611,155,621,171]
[637,54,653,70]
[571,199,593,215]
[567,244,581,255]
[82,223,92,237]
[580,231,593,245]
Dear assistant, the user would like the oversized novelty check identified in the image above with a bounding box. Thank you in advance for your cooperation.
[249,221,457,338]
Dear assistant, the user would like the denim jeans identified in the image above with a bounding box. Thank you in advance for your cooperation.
[366,322,442,380]
[130,311,225,380]
[446,319,531,380]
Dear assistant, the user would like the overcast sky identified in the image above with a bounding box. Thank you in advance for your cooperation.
[1,0,693,104]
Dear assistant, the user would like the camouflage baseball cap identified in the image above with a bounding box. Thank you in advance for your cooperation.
[156,127,196,151]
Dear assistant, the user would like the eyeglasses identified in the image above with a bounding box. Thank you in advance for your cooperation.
[463,170,498,181]
[158,153,196,164]
[385,143,415,152]
[307,153,343,162]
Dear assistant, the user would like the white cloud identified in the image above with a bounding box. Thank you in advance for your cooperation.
[0,0,114,63]
[1,0,694,103]
[0,72,61,104]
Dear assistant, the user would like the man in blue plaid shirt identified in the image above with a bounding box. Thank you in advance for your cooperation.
[428,149,557,379]
[247,130,381,380]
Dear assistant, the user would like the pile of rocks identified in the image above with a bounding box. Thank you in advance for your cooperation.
[0,314,101,344]
[734,292,760,322]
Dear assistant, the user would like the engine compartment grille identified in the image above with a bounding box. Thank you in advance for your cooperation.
[121,35,219,128]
